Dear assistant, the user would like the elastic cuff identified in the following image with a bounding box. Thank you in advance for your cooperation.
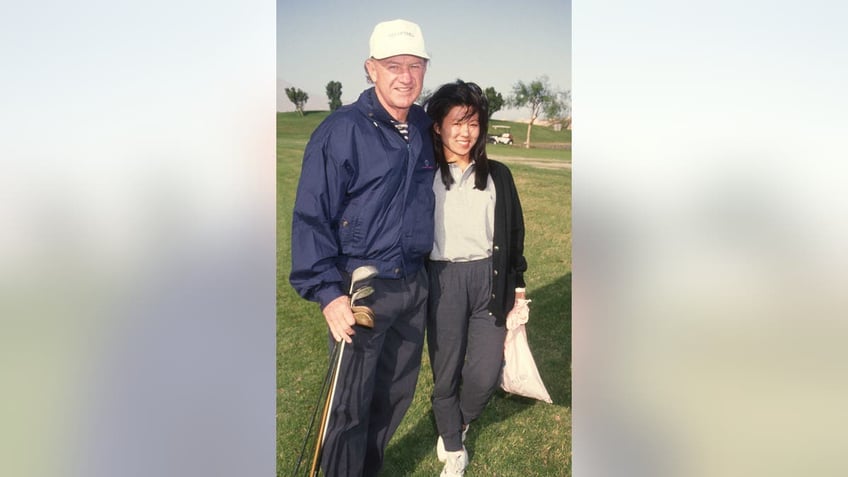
[316,285,345,310]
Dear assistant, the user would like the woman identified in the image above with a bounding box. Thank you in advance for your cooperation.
[424,80,528,477]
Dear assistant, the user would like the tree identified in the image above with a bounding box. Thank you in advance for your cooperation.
[285,87,309,116]
[507,76,559,148]
[484,87,505,119]
[326,81,342,111]
[544,89,572,131]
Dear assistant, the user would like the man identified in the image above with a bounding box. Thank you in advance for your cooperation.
[289,19,435,476]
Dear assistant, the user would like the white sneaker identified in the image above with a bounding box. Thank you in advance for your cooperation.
[436,425,469,462]
[439,447,468,477]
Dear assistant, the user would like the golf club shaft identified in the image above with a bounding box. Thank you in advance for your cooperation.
[321,340,346,445]
[309,339,345,476]
[294,339,340,477]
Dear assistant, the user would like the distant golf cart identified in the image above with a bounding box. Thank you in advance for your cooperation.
[487,125,514,145]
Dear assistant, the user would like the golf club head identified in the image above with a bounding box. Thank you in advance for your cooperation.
[348,266,379,294]
[350,285,374,306]
[351,305,375,328]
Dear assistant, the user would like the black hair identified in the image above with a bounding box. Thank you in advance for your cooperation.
[424,79,490,191]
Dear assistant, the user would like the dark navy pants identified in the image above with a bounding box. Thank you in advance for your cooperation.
[427,258,506,452]
[321,267,428,476]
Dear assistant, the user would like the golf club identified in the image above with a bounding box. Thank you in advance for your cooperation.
[292,339,341,477]
[348,265,378,295]
[308,266,378,476]
[351,305,376,328]
[350,285,374,305]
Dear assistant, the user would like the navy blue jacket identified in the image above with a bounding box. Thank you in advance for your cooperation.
[290,88,436,309]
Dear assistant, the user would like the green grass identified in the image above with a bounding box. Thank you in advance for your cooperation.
[277,111,571,476]
[488,144,572,162]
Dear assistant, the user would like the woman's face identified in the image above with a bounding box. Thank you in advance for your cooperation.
[435,105,480,161]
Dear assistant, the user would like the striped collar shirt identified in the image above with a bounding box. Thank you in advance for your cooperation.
[391,120,409,142]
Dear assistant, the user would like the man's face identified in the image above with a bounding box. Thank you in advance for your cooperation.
[366,55,427,121]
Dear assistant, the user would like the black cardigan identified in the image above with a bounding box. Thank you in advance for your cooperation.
[488,160,528,326]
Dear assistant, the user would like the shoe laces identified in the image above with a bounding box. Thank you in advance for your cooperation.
[445,449,467,472]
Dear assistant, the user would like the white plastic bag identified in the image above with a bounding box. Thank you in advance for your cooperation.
[500,299,553,403]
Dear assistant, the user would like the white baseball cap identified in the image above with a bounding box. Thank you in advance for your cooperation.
[369,19,430,60]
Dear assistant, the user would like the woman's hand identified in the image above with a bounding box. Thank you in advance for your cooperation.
[506,290,531,329]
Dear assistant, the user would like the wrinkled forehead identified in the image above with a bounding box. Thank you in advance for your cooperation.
[374,55,428,66]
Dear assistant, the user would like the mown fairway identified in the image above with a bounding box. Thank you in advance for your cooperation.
[277,111,571,476]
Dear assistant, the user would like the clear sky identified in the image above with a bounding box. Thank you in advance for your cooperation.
[277,0,571,120]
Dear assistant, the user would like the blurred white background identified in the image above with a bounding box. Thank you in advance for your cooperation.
[0,1,275,476]
[574,1,848,476]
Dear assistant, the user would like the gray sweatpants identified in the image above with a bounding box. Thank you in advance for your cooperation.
[427,258,506,452]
